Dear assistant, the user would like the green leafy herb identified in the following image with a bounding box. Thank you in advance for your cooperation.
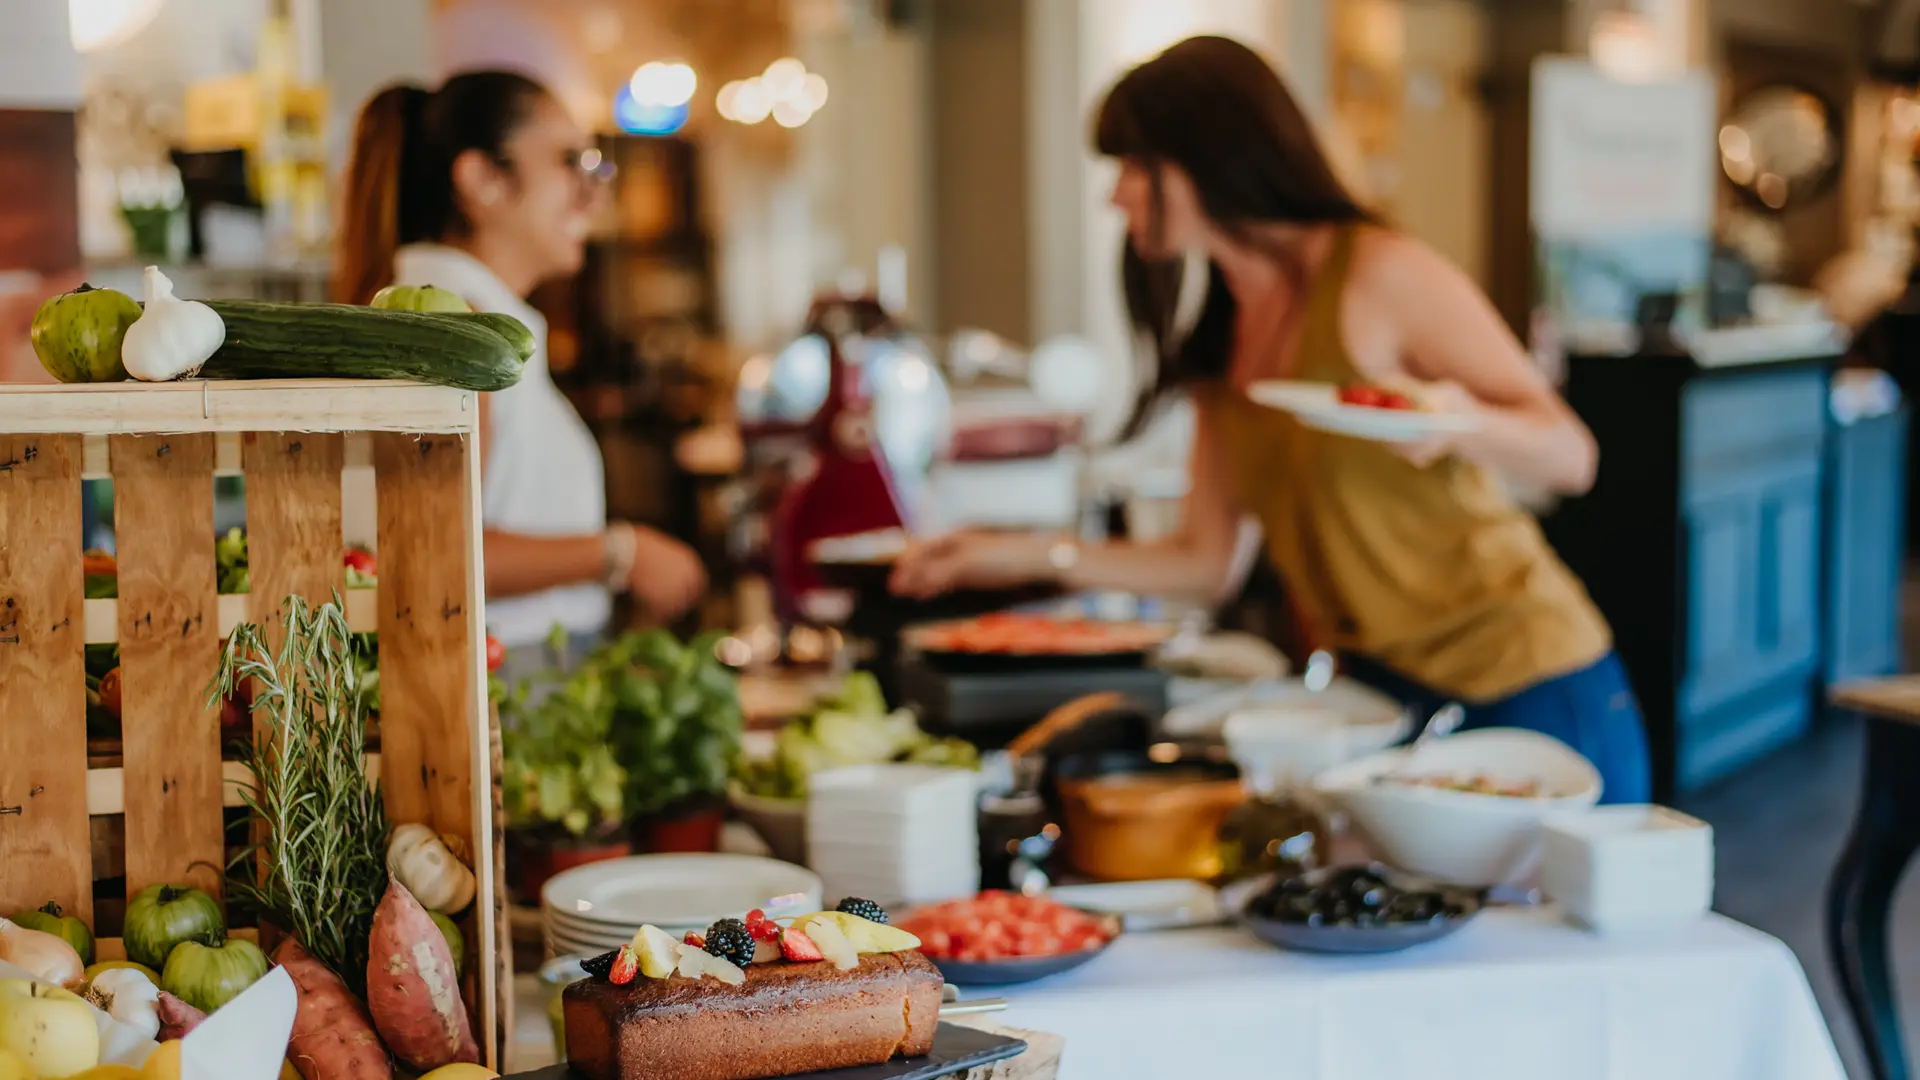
[213,594,387,993]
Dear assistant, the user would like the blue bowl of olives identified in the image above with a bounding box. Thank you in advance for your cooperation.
[1238,864,1482,955]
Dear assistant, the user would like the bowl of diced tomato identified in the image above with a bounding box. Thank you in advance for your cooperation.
[898,890,1121,985]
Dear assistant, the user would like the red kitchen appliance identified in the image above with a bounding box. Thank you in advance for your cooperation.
[746,293,942,623]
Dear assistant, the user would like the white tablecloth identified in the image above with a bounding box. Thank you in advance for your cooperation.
[989,909,1844,1080]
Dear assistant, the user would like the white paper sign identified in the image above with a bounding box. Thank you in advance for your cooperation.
[1530,58,1715,240]
[182,966,297,1080]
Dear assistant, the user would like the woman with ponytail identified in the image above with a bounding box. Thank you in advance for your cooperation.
[337,72,706,664]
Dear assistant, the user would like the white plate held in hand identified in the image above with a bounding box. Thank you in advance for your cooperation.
[1246,380,1482,444]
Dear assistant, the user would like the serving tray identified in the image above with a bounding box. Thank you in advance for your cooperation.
[503,1022,1029,1080]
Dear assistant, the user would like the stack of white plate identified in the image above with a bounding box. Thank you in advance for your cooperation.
[540,853,823,959]
[806,764,979,909]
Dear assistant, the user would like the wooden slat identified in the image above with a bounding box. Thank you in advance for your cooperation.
[84,588,377,644]
[0,435,91,922]
[84,754,383,815]
[81,431,368,480]
[373,432,476,836]
[0,380,475,435]
[243,432,345,636]
[111,433,223,903]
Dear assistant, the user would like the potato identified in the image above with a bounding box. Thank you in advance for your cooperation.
[275,940,391,1080]
[365,878,477,1072]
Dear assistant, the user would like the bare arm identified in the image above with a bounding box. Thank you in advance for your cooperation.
[476,394,707,617]
[890,396,1242,601]
[1366,234,1599,494]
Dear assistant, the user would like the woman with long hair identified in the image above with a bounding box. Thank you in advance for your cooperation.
[892,36,1650,802]
[337,71,706,665]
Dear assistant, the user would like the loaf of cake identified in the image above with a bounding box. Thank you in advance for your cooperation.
[564,950,943,1080]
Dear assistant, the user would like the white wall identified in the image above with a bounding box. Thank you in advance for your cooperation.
[0,1,82,107]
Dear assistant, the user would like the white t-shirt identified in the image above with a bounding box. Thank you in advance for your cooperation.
[392,244,611,646]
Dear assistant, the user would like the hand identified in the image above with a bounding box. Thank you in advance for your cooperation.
[625,526,707,623]
[1388,379,1481,469]
[888,531,1056,599]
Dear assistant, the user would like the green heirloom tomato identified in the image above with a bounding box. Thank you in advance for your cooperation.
[29,283,140,382]
[160,928,269,1014]
[122,884,223,970]
[369,283,471,313]
[10,901,93,965]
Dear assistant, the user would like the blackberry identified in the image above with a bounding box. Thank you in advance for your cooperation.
[703,918,755,969]
[580,948,621,981]
[835,896,889,925]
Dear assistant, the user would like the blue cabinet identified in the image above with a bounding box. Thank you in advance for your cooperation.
[1825,406,1908,685]
[1677,367,1827,787]
[1548,354,1905,798]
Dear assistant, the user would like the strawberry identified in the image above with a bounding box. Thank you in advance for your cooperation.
[684,931,706,949]
[745,908,782,942]
[780,927,825,963]
[609,944,639,985]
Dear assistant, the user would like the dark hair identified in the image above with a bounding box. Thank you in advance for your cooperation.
[1094,36,1372,426]
[334,71,550,304]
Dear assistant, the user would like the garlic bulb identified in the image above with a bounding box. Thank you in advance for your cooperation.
[83,966,162,1041]
[387,823,477,915]
[0,917,85,988]
[122,266,225,381]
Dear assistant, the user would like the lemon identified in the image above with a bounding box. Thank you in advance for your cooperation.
[417,1065,499,1080]
[71,1067,143,1080]
[137,1042,181,1080]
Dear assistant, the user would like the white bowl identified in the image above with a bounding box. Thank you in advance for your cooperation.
[1222,698,1411,787]
[1311,728,1603,887]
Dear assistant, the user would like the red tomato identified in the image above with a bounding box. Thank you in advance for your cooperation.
[485,634,507,672]
[97,666,122,720]
[1337,385,1381,407]
[343,547,377,575]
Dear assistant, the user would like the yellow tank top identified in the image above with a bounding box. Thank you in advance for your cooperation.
[1204,227,1611,701]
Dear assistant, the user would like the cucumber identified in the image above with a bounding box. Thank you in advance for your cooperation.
[199,300,524,391]
[447,312,536,362]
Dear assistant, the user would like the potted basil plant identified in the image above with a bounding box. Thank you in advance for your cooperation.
[499,653,632,903]
[599,629,743,854]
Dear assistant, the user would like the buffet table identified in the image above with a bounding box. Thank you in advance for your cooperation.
[993,909,1842,1080]
[511,908,1842,1079]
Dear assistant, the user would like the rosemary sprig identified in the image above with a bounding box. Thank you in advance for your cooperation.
[212,594,387,994]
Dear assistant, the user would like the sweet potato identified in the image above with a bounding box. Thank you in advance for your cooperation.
[276,938,392,1080]
[156,991,207,1040]
[365,877,477,1071]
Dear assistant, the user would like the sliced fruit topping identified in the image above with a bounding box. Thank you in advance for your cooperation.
[745,908,783,942]
[684,931,707,949]
[676,943,748,985]
[800,916,860,971]
[752,939,782,964]
[609,944,640,985]
[797,911,922,954]
[633,924,680,980]
[780,927,825,963]
[835,897,890,925]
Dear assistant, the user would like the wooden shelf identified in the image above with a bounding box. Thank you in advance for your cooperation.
[0,380,475,435]
[84,754,384,815]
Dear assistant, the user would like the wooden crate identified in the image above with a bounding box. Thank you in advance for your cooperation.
[0,379,506,1066]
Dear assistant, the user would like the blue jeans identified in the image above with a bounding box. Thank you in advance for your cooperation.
[1340,651,1652,805]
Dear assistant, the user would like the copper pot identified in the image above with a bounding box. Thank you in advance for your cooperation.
[1055,752,1244,881]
